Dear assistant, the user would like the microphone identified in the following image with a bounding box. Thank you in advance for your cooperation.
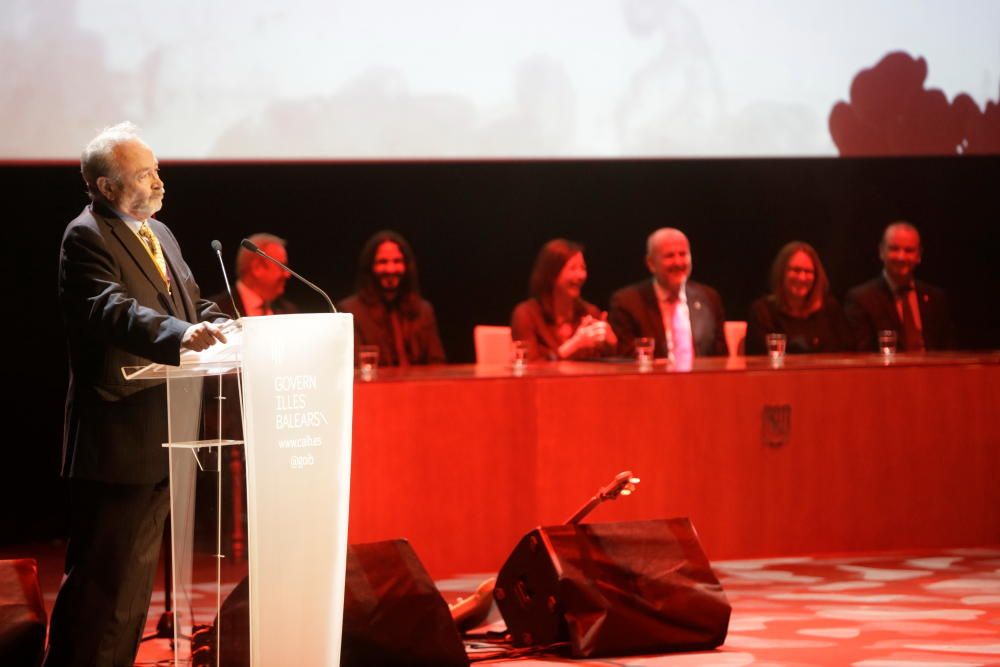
[211,240,242,319]
[240,238,337,313]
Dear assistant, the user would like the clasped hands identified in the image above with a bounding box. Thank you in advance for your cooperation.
[574,315,611,346]
[561,313,617,358]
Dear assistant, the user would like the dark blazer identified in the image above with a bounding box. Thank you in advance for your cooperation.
[208,288,298,319]
[609,279,727,357]
[844,275,956,351]
[201,289,298,440]
[746,295,855,355]
[59,204,227,483]
[338,293,446,365]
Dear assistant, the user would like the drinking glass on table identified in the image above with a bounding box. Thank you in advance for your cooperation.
[635,337,655,371]
[510,340,529,375]
[358,345,379,381]
[765,333,786,367]
[878,330,897,357]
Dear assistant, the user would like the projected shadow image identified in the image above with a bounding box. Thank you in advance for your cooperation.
[829,50,1000,156]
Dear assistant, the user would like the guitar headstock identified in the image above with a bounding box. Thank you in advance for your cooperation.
[599,470,640,501]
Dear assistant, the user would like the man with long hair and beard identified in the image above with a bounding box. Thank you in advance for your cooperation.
[338,230,446,366]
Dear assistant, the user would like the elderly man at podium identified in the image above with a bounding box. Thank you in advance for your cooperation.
[49,122,229,667]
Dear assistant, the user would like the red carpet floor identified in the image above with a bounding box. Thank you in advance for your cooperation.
[439,546,1000,665]
[693,546,1000,666]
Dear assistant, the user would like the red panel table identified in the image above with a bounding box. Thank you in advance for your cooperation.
[347,353,1000,577]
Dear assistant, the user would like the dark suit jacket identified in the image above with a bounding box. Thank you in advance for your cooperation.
[844,275,955,351]
[207,288,298,319]
[609,279,727,357]
[337,293,446,365]
[59,203,227,484]
[202,289,298,441]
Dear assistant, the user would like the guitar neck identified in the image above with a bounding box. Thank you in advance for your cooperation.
[563,470,637,525]
[564,496,603,525]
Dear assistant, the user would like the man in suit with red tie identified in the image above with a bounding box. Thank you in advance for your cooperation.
[609,227,727,364]
[210,232,298,318]
[202,233,297,562]
[49,122,229,667]
[845,222,956,352]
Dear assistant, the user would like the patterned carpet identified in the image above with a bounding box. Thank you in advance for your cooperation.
[705,547,1000,666]
[11,543,1000,665]
[437,546,1000,666]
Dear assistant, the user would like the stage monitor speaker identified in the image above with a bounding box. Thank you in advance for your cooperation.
[493,518,730,658]
[0,559,47,667]
[341,539,468,667]
[205,539,468,667]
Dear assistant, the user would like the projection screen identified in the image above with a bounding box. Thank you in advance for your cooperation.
[2,0,997,159]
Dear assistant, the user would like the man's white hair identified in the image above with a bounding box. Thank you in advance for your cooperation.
[80,121,146,200]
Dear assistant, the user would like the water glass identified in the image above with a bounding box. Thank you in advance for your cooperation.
[511,340,528,375]
[765,333,787,363]
[878,330,897,356]
[635,337,655,370]
[358,345,379,381]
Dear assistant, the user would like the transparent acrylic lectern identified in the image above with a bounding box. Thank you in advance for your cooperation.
[124,313,354,666]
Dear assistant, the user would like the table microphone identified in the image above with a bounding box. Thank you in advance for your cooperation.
[240,238,337,313]
[211,240,242,319]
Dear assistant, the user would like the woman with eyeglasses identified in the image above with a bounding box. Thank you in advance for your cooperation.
[745,241,855,355]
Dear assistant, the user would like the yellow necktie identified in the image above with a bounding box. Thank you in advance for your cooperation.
[137,221,170,290]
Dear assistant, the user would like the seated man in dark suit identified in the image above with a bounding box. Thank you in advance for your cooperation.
[210,232,298,317]
[845,221,955,351]
[609,227,727,363]
[338,230,446,366]
[202,233,298,560]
